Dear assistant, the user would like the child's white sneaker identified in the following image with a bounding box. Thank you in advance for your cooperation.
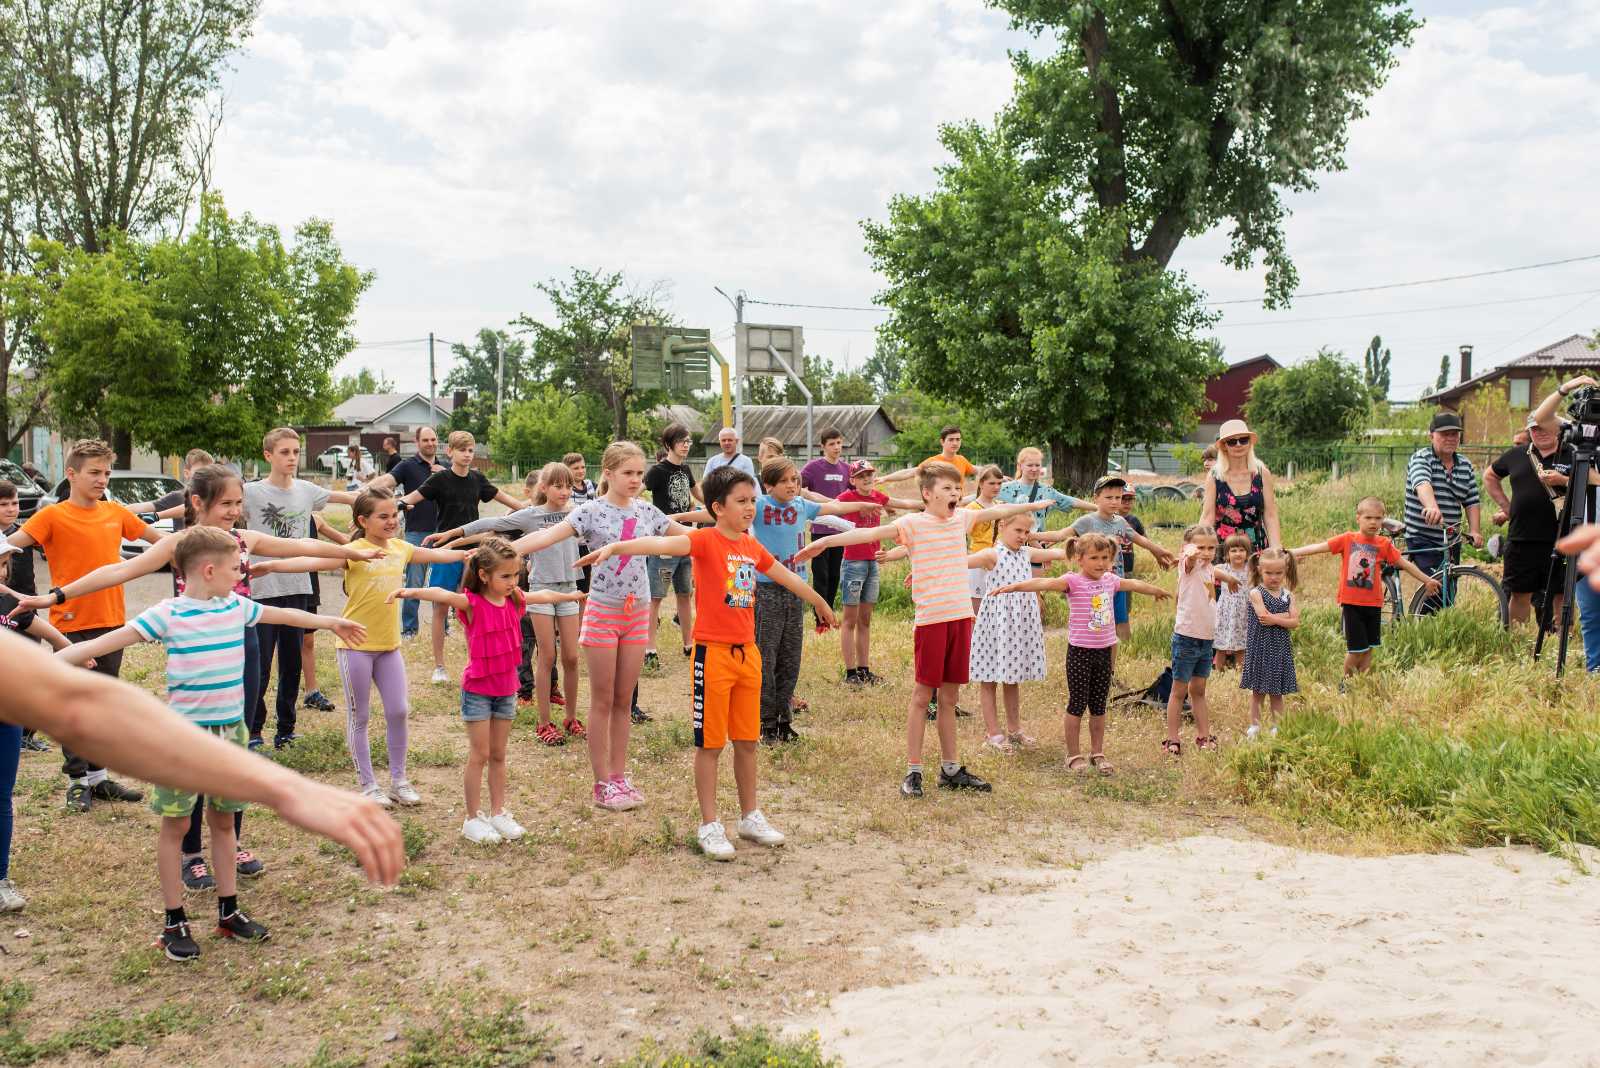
[0,878,25,912]
[389,781,422,806]
[430,666,449,685]
[488,810,525,841]
[462,813,503,844]
[1245,724,1261,741]
[735,809,786,847]
[362,783,394,807]
[698,821,736,861]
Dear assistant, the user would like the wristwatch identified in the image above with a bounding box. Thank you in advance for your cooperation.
[50,586,66,605]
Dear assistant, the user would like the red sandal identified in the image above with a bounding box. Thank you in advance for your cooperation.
[562,718,587,739]
[1161,738,1182,757]
[1195,735,1218,752]
[535,722,565,747]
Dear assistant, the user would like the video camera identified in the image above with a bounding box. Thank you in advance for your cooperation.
[1559,386,1600,456]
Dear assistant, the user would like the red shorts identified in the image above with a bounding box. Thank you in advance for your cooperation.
[913,618,973,688]
[692,642,762,749]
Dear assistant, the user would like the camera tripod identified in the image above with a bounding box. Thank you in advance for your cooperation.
[1533,431,1598,675]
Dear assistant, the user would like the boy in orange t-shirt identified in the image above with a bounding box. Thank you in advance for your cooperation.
[1292,496,1439,677]
[8,439,161,810]
[576,466,836,862]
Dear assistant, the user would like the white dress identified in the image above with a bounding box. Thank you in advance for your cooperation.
[1213,563,1250,652]
[968,545,1047,684]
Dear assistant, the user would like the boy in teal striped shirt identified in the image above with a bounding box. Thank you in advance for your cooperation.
[62,527,365,962]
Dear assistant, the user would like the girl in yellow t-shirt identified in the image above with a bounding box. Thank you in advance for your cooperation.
[964,465,1006,611]
[269,489,466,806]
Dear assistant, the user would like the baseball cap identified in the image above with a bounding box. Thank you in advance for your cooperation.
[1093,474,1128,494]
[0,543,18,558]
[1429,412,1463,433]
[849,460,875,477]
[1121,486,1137,498]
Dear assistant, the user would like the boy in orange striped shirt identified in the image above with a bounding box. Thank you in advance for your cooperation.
[797,463,1049,797]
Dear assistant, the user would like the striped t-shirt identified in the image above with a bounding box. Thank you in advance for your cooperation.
[1404,448,1480,549]
[1065,572,1122,649]
[131,593,264,726]
[894,510,978,626]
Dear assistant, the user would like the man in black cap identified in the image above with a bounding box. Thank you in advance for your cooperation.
[1403,412,1483,613]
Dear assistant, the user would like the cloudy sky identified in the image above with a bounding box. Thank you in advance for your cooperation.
[210,0,1600,404]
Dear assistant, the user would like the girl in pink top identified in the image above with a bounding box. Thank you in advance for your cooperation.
[991,532,1169,775]
[391,538,583,845]
[1164,525,1241,757]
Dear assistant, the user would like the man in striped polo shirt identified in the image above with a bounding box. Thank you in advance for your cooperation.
[1404,412,1483,613]
[62,527,365,963]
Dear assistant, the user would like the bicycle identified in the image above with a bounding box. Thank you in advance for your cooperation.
[1378,518,1508,627]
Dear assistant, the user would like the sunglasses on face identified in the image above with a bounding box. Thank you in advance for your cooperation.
[1223,436,1251,447]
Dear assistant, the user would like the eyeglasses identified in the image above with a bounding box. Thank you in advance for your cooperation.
[1222,436,1251,447]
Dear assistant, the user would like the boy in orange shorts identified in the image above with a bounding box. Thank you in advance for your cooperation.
[797,462,1050,798]
[576,466,836,860]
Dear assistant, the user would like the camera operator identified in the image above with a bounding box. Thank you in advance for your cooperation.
[1533,375,1600,670]
[1485,416,1571,626]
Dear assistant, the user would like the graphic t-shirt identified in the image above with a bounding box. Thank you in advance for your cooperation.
[644,460,696,517]
[837,489,889,561]
[752,494,821,582]
[339,537,413,651]
[463,505,577,585]
[130,593,263,725]
[1325,531,1402,607]
[687,526,775,645]
[1071,512,1136,576]
[1490,442,1573,543]
[22,500,148,632]
[566,499,669,607]
[0,590,36,639]
[800,458,852,499]
[243,479,331,600]
[418,467,497,533]
[894,510,978,626]
[1064,572,1122,648]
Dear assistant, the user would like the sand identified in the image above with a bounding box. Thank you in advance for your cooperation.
[804,836,1600,1067]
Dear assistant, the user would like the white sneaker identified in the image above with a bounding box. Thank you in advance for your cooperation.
[430,666,449,685]
[1245,724,1261,741]
[390,781,422,806]
[697,821,736,861]
[488,810,525,840]
[362,783,394,808]
[1270,725,1279,737]
[736,809,786,847]
[462,813,503,845]
[0,878,25,912]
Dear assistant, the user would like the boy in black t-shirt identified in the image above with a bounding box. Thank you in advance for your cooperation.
[641,423,704,673]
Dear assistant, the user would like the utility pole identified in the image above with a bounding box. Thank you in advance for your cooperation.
[496,340,505,426]
[714,286,745,442]
[428,332,437,418]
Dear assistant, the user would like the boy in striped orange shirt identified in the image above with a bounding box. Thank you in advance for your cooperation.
[797,462,1050,798]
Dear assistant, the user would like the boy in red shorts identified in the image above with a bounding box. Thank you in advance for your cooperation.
[797,462,1049,798]
[576,466,836,860]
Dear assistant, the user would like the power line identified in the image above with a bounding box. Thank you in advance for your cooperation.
[1476,291,1600,361]
[744,298,887,313]
[1206,253,1600,306]
[1214,287,1600,328]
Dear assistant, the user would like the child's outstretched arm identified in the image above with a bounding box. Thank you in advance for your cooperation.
[57,624,142,666]
[876,544,908,564]
[1131,531,1178,569]
[1119,578,1172,601]
[668,509,713,525]
[257,605,368,646]
[1290,541,1331,558]
[1213,568,1242,590]
[574,534,692,569]
[386,586,470,612]
[508,519,578,558]
[964,548,998,570]
[1027,528,1076,545]
[765,562,838,630]
[1397,555,1443,593]
[1026,546,1073,565]
[524,588,587,606]
[883,495,925,512]
[968,499,1053,524]
[988,575,1069,596]
[254,555,347,576]
[411,546,469,566]
[24,615,73,652]
[312,514,351,546]
[794,524,898,563]
[818,499,883,518]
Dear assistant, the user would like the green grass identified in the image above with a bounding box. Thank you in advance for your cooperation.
[622,1027,841,1068]
[388,1001,557,1068]
[0,979,202,1065]
[270,726,457,775]
[1230,710,1600,856]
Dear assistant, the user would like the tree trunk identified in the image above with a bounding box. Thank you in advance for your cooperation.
[112,428,133,469]
[1048,433,1113,496]
[612,392,629,442]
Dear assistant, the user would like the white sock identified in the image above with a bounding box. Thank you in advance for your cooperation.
[941,761,960,776]
[85,769,108,786]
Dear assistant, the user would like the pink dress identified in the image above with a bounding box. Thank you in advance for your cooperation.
[461,590,522,697]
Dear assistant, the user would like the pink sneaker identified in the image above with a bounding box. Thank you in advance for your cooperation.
[605,776,643,810]
[618,777,646,807]
[592,781,630,812]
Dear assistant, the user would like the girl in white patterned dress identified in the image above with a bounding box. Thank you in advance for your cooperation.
[1212,534,1252,670]
[967,513,1074,753]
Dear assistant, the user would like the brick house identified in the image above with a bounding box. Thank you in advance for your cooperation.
[1187,355,1281,443]
[1422,334,1599,444]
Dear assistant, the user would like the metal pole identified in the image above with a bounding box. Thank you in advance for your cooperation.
[715,286,745,443]
[428,332,436,418]
[496,341,505,426]
[765,344,812,463]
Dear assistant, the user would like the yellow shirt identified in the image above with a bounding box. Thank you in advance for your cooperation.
[965,500,999,551]
[338,537,414,651]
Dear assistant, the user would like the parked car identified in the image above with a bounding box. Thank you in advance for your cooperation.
[49,471,184,559]
[0,459,49,523]
[314,446,353,476]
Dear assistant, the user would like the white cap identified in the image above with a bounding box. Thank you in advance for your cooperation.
[0,543,19,558]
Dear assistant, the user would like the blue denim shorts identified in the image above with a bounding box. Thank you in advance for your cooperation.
[840,559,880,606]
[1170,633,1214,682]
[461,691,516,722]
[649,554,692,599]
[1113,589,1131,625]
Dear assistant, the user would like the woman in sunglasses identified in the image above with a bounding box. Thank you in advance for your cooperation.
[1199,419,1282,555]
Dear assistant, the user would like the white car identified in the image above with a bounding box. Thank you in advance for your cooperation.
[48,471,184,559]
[314,446,351,476]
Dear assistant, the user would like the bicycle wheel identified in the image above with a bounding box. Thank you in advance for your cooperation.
[1407,566,1508,628]
[1383,570,1406,624]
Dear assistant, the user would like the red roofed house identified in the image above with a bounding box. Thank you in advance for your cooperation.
[1187,355,1281,444]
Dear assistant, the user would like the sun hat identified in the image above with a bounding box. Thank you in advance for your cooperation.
[1215,419,1257,446]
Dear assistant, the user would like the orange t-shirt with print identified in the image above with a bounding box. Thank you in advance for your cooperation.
[22,499,148,632]
[688,526,775,646]
[1325,531,1401,608]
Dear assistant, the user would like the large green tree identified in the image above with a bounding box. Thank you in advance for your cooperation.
[29,195,368,459]
[865,0,1418,485]
[1364,335,1392,402]
[492,386,601,470]
[1244,348,1371,449]
[443,328,532,440]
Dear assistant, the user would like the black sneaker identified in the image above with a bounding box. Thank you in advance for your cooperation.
[247,736,265,752]
[303,690,335,712]
[91,778,144,803]
[777,724,800,743]
[273,734,298,749]
[182,857,215,892]
[760,727,781,746]
[217,909,270,943]
[862,669,886,686]
[954,704,973,719]
[235,850,265,878]
[642,652,661,676]
[630,706,652,724]
[937,765,992,792]
[21,734,51,753]
[844,668,865,686]
[159,921,200,962]
[65,781,91,812]
[900,770,924,798]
